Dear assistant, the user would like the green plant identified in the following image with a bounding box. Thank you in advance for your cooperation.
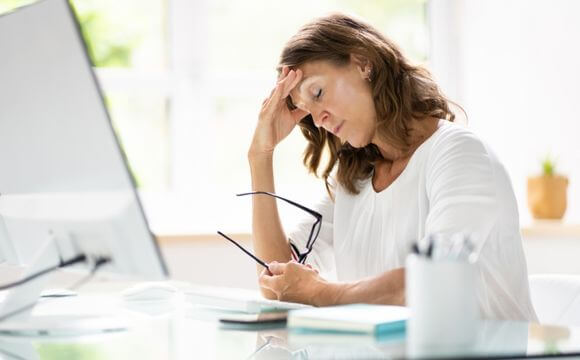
[541,155,556,176]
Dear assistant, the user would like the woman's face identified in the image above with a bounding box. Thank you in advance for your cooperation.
[288,58,377,148]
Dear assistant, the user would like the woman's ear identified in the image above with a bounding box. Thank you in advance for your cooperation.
[350,54,372,81]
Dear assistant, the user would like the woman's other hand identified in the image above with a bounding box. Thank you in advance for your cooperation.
[249,67,308,157]
[259,260,338,306]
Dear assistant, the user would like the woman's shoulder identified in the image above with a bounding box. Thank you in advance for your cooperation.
[422,120,499,177]
[428,121,489,158]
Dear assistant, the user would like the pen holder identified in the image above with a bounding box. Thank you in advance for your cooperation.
[406,254,479,349]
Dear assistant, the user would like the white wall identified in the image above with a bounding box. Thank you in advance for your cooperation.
[161,239,259,289]
[429,0,580,226]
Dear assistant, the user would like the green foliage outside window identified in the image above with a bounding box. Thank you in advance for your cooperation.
[0,0,161,68]
[70,0,139,67]
[36,343,102,360]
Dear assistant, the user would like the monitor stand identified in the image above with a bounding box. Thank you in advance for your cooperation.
[0,237,128,337]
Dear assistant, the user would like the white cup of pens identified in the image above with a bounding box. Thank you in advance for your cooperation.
[406,233,480,353]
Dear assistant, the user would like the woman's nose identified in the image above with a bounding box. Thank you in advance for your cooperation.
[312,111,329,128]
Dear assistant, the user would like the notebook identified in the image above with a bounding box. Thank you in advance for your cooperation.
[287,304,409,334]
[182,285,311,313]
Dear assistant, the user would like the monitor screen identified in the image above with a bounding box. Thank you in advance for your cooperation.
[0,0,168,279]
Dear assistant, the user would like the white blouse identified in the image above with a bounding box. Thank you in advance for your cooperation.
[288,121,537,321]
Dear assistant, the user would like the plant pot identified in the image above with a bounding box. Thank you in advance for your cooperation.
[527,175,568,220]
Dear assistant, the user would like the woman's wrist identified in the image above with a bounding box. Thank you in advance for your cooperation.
[248,141,274,161]
[248,149,273,162]
[312,280,347,307]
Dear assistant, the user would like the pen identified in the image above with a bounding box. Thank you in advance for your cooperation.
[426,237,434,258]
[411,243,420,255]
[217,231,270,272]
[412,235,437,259]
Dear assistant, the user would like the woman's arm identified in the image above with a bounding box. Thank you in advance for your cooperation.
[248,153,291,269]
[248,67,308,298]
[328,268,405,306]
[248,153,290,299]
[260,261,405,306]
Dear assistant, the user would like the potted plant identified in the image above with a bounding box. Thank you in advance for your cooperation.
[527,156,568,220]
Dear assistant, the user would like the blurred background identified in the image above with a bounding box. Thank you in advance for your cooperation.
[1,0,579,288]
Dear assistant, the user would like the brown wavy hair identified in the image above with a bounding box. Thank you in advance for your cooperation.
[278,13,456,196]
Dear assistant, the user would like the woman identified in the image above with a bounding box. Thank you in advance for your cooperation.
[248,13,536,321]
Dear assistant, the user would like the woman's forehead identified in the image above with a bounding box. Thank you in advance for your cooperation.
[296,60,335,75]
[288,60,348,106]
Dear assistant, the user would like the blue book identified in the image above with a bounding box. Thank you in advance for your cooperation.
[287,304,409,335]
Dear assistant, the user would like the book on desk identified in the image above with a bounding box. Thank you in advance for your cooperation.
[287,304,409,335]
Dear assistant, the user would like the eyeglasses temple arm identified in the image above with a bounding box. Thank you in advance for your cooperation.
[217,231,270,271]
[237,191,322,219]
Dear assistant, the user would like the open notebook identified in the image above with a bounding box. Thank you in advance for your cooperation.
[183,285,311,313]
[119,281,311,313]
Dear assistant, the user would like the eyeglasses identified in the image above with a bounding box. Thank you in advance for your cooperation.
[217,191,322,269]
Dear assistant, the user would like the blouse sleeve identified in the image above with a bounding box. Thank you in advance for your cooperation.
[424,127,539,321]
[287,185,336,280]
[424,128,498,249]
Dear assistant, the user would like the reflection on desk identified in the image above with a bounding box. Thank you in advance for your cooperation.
[0,284,579,359]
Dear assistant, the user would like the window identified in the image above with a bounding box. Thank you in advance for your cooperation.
[1,0,429,234]
[1,0,170,191]
[72,0,170,192]
[160,0,429,234]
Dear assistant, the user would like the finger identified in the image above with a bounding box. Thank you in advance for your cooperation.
[269,79,286,103]
[259,272,283,293]
[278,66,290,81]
[268,261,287,275]
[277,69,297,89]
[275,67,291,88]
[282,71,301,98]
[282,69,302,98]
[266,70,296,109]
[305,264,318,273]
[262,86,277,107]
[260,267,272,277]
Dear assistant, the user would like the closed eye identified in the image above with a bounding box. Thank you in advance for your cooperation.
[314,89,322,100]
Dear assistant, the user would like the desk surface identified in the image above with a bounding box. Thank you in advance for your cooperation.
[0,282,579,360]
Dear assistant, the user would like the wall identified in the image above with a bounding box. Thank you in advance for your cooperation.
[160,236,259,290]
[429,0,580,226]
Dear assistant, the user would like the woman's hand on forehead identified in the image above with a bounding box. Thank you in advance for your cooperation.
[249,65,308,156]
[279,66,303,99]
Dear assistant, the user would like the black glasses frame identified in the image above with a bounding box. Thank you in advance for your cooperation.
[217,191,322,267]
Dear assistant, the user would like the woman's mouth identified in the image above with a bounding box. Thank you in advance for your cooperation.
[333,121,345,135]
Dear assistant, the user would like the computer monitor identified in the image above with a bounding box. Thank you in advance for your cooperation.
[0,0,168,330]
[0,215,19,265]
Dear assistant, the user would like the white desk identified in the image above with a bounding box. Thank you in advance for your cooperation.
[1,281,579,360]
